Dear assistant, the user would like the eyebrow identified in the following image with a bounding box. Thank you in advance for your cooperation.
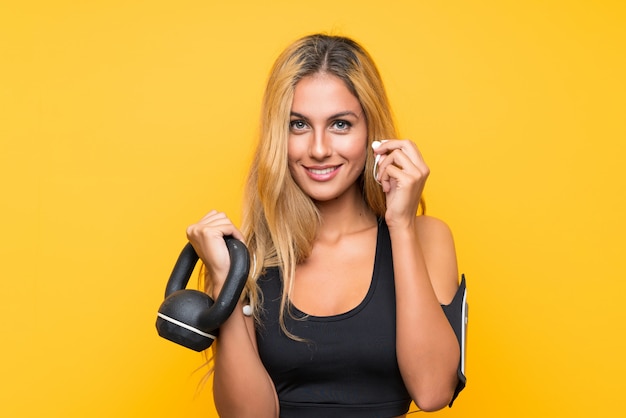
[290,111,362,120]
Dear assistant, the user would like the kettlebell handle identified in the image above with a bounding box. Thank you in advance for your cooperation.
[156,236,250,350]
[164,242,199,298]
[200,237,250,331]
[164,237,249,299]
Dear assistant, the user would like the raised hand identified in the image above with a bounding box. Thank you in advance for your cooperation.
[372,139,429,229]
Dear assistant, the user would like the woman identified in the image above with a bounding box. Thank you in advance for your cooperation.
[186,34,463,417]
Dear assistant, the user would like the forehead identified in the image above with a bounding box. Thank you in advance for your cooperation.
[291,73,361,116]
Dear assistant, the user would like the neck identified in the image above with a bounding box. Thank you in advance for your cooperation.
[314,185,377,239]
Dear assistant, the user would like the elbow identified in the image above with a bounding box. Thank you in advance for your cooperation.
[214,388,279,418]
[410,380,456,412]
[215,403,278,418]
[414,393,452,412]
[416,400,450,412]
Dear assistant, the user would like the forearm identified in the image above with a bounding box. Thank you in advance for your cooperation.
[389,225,460,411]
[212,302,279,418]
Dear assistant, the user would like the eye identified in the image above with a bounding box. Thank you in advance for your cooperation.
[289,119,309,132]
[331,120,352,132]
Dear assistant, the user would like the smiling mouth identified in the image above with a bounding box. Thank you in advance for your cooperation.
[307,166,338,175]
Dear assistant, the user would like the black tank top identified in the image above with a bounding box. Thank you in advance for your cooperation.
[256,220,412,418]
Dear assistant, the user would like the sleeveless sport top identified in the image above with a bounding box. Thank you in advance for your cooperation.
[256,220,412,418]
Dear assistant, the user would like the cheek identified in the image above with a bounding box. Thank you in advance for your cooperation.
[287,137,300,164]
[344,134,368,166]
[287,137,302,174]
[355,147,367,170]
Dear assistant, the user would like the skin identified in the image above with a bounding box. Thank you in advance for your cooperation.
[186,73,460,417]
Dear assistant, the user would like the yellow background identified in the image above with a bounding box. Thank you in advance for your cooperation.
[1,1,624,417]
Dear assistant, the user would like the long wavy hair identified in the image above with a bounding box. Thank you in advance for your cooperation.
[240,33,423,335]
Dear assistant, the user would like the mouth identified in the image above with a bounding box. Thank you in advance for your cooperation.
[307,166,337,175]
[303,165,341,181]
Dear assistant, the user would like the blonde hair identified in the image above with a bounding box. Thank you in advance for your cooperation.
[240,33,423,335]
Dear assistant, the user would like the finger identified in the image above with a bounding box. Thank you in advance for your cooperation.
[188,212,245,242]
[373,140,422,170]
[378,141,428,176]
[377,153,430,198]
[376,149,412,179]
[379,163,409,192]
[394,148,429,176]
[373,139,418,160]
[198,210,228,224]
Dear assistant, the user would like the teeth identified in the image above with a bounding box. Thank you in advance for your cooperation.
[308,167,335,175]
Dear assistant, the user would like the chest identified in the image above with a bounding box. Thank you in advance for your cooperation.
[291,229,377,316]
[263,314,399,388]
[256,251,400,381]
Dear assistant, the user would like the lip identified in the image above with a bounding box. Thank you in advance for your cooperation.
[303,164,341,181]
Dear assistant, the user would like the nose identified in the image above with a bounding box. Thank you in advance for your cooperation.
[309,129,332,160]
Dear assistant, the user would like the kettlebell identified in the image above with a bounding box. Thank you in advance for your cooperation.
[156,236,250,351]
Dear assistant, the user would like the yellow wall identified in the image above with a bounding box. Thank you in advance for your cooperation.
[1,1,624,417]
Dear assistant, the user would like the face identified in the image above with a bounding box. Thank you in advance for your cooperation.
[287,73,368,203]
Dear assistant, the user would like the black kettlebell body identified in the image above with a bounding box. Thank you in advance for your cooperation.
[156,237,250,351]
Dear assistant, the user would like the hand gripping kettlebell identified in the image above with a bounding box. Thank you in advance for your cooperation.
[156,237,250,351]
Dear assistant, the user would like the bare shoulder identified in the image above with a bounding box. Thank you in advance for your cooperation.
[414,215,456,255]
[414,215,460,305]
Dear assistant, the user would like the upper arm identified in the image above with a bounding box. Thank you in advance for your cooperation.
[244,312,259,351]
[415,215,460,305]
[244,311,280,415]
